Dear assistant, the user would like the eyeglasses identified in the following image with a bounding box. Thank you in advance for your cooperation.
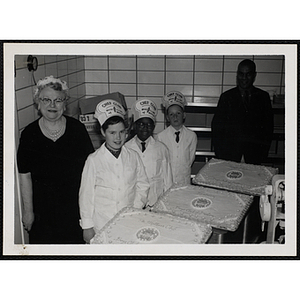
[136,122,154,129]
[39,98,65,106]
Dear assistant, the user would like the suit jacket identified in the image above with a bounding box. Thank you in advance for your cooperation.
[211,86,274,164]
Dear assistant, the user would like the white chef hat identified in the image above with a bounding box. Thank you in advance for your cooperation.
[162,91,187,110]
[133,99,158,123]
[94,99,125,126]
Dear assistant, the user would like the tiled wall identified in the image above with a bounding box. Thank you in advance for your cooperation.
[15,55,86,141]
[15,54,284,139]
[84,55,285,135]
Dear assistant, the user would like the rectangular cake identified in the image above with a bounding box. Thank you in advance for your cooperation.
[192,158,278,196]
[90,207,212,244]
[152,184,253,231]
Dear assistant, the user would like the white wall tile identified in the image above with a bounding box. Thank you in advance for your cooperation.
[224,55,253,60]
[85,70,108,83]
[15,55,28,69]
[77,70,85,83]
[77,56,85,70]
[57,60,68,77]
[18,106,35,130]
[223,72,236,85]
[15,68,32,90]
[33,64,46,83]
[77,83,86,98]
[195,55,223,59]
[255,55,284,60]
[69,86,78,99]
[194,72,222,85]
[166,72,193,85]
[85,56,107,69]
[255,73,282,86]
[194,85,222,97]
[137,71,164,84]
[109,70,136,83]
[68,73,78,88]
[67,58,77,73]
[109,56,136,70]
[15,87,34,110]
[45,62,58,78]
[137,57,165,70]
[195,58,223,72]
[255,59,283,73]
[166,58,193,71]
[137,84,164,97]
[44,56,58,64]
[85,83,109,96]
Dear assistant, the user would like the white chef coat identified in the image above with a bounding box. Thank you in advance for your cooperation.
[79,144,150,230]
[126,135,173,206]
[157,125,197,185]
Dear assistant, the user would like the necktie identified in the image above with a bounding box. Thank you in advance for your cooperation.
[141,142,146,152]
[175,131,180,143]
[244,90,250,109]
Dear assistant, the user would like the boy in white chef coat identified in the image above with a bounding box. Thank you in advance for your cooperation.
[157,91,197,186]
[126,99,173,209]
[79,99,150,243]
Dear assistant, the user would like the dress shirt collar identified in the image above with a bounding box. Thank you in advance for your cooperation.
[136,136,152,151]
[105,143,122,158]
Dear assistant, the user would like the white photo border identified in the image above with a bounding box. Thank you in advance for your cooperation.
[3,42,298,257]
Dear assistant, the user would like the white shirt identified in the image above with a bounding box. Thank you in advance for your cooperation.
[157,125,197,185]
[126,136,173,206]
[79,144,150,230]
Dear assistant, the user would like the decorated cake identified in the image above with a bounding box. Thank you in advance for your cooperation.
[90,207,212,244]
[192,158,278,196]
[152,184,253,231]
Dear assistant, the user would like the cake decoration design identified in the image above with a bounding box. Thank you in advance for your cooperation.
[226,170,243,180]
[193,158,278,196]
[136,227,160,242]
[91,207,212,244]
[153,183,253,231]
[191,197,212,209]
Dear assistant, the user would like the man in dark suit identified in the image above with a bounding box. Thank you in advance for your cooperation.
[212,59,274,165]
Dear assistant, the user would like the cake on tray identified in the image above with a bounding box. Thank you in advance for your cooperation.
[152,184,254,231]
[192,158,278,196]
[90,207,212,244]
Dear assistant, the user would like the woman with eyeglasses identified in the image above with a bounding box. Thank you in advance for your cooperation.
[17,76,94,244]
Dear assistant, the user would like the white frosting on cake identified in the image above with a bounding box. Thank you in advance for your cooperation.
[193,158,278,196]
[90,207,212,244]
[153,184,253,231]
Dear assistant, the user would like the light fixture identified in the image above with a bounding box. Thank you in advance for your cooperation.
[27,55,38,71]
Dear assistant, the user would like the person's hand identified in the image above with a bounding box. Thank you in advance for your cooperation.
[83,228,95,244]
[22,211,34,232]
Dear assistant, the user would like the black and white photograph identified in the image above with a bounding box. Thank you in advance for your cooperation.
[3,42,297,257]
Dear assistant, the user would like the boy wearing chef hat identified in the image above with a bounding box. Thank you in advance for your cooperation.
[126,99,173,208]
[157,91,197,185]
[79,99,150,243]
